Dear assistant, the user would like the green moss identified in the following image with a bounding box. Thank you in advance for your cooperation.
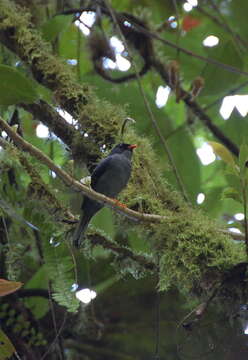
[0,0,122,155]
[120,129,185,214]
[0,0,85,113]
[157,208,245,292]
[77,97,125,145]
[0,0,245,298]
[117,130,246,292]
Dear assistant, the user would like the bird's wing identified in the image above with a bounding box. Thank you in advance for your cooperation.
[91,155,113,188]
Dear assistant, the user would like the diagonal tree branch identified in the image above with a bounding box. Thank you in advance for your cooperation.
[0,137,77,224]
[0,0,119,165]
[0,117,245,244]
[88,232,156,271]
[0,116,167,224]
[0,0,245,295]
[21,101,76,149]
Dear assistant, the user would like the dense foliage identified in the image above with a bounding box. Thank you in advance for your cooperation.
[1,0,248,359]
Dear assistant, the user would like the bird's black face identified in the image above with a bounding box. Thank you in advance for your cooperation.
[110,143,137,156]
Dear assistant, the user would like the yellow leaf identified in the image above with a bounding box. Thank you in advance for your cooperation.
[208,141,235,166]
[0,279,23,297]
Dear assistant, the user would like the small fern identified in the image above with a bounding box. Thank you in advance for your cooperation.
[43,235,79,313]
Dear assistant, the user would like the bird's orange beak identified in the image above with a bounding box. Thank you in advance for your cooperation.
[128,144,137,150]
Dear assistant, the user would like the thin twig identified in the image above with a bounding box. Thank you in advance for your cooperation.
[88,232,156,271]
[46,281,63,360]
[41,311,67,360]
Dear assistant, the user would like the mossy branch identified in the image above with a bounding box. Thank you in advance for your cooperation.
[0,137,76,224]
[0,0,245,294]
[88,231,156,272]
[0,117,166,224]
[0,117,245,248]
[0,0,86,116]
[0,0,120,163]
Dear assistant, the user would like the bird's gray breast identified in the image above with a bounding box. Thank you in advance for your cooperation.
[94,154,131,198]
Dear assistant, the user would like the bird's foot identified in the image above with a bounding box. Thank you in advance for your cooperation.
[112,199,127,208]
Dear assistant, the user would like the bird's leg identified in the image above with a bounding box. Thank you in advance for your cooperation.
[111,198,127,208]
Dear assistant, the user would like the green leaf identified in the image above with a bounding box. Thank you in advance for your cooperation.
[225,172,242,194]
[59,23,87,58]
[225,164,240,177]
[24,266,49,319]
[0,65,38,105]
[166,126,201,203]
[230,0,248,39]
[221,109,248,146]
[93,274,120,294]
[201,186,222,216]
[41,15,73,42]
[222,187,242,203]
[0,329,15,360]
[201,41,243,96]
[128,229,151,253]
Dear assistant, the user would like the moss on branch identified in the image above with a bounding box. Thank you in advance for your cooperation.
[0,0,245,297]
[120,131,246,292]
[0,0,120,161]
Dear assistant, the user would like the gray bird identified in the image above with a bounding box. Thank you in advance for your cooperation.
[73,143,137,247]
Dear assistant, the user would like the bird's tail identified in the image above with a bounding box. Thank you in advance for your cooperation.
[72,213,91,248]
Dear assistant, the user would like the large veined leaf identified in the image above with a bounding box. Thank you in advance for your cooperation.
[0,65,38,105]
